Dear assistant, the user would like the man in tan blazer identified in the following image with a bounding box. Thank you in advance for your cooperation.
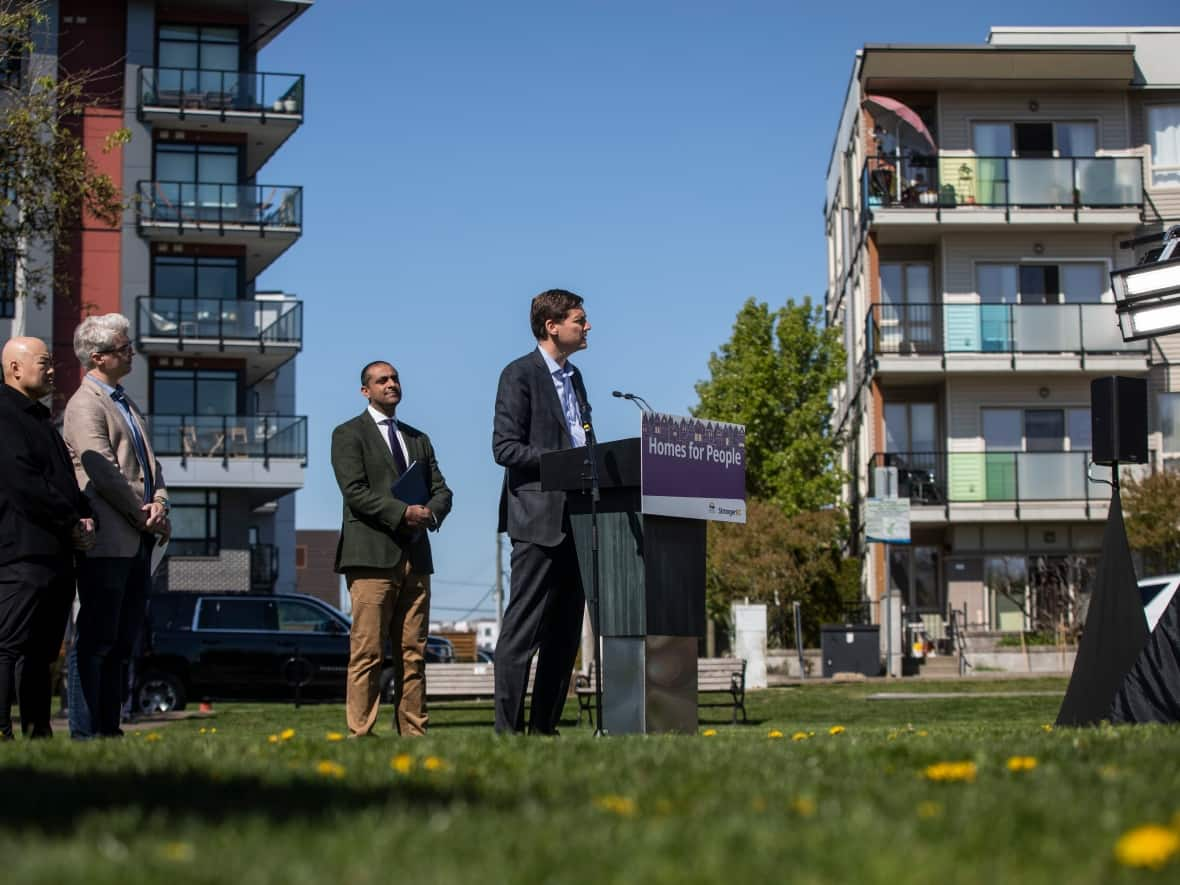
[62,314,169,739]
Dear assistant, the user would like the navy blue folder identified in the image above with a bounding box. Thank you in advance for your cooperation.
[391,460,430,505]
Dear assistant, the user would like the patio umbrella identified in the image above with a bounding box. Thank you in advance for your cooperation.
[862,95,937,153]
[863,95,937,201]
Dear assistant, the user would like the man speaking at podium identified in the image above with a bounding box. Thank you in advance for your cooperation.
[492,289,592,735]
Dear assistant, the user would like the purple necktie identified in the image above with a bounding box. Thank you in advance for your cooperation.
[381,418,408,474]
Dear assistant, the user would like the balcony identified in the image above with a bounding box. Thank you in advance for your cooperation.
[138,68,304,175]
[868,451,1152,522]
[151,414,307,503]
[866,303,1149,377]
[862,154,1143,236]
[135,182,302,279]
[136,296,302,384]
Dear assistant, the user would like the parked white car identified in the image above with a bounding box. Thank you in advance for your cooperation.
[1139,574,1180,631]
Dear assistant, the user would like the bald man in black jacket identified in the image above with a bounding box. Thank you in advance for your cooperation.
[0,337,94,740]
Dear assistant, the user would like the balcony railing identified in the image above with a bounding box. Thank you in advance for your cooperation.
[866,303,1148,357]
[137,297,302,348]
[863,154,1143,211]
[869,451,1152,506]
[139,67,304,115]
[250,543,279,592]
[136,181,302,228]
[150,415,308,467]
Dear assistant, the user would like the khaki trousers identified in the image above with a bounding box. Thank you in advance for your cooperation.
[345,561,430,736]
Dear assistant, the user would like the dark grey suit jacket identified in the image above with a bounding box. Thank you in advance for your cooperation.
[331,412,453,574]
[493,349,588,547]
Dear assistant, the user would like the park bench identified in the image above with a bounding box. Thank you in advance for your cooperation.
[423,662,535,709]
[574,657,748,726]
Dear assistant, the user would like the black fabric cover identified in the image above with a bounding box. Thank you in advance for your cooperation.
[1056,489,1148,726]
[1110,585,1180,723]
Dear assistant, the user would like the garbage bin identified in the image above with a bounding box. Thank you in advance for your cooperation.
[820,623,882,678]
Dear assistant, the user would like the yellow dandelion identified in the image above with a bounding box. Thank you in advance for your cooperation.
[391,753,414,774]
[829,725,846,736]
[315,760,346,779]
[159,842,194,863]
[768,729,784,739]
[325,732,345,742]
[923,761,977,783]
[917,730,929,737]
[1006,756,1038,773]
[791,731,809,742]
[702,728,717,737]
[916,801,943,819]
[1041,723,1054,733]
[1114,824,1180,870]
[423,756,444,771]
[279,728,296,741]
[144,732,162,742]
[210,728,217,734]
[199,727,207,735]
[593,794,637,817]
[790,797,816,817]
[267,734,279,744]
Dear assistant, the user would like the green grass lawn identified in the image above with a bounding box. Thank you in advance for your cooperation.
[4,677,1180,884]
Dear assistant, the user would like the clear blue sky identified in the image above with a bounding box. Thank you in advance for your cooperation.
[255,1,1173,618]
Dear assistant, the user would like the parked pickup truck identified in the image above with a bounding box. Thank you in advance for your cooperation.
[134,592,454,713]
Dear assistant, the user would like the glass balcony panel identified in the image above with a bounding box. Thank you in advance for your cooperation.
[1159,393,1180,451]
[138,297,302,343]
[138,182,302,227]
[1075,158,1143,206]
[148,415,308,461]
[140,68,304,114]
[1009,159,1073,206]
[1012,304,1080,351]
[1018,452,1088,499]
[1080,304,1146,353]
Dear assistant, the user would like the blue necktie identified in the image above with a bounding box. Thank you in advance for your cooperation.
[112,388,154,502]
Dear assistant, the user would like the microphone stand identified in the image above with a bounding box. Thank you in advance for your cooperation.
[578,397,606,737]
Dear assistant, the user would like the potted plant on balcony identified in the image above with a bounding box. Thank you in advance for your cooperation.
[958,163,976,205]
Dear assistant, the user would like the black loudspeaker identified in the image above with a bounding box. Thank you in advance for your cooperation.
[1091,376,1148,465]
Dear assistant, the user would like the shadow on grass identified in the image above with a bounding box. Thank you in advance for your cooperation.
[2,767,490,835]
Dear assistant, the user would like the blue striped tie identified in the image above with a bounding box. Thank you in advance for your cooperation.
[111,388,154,503]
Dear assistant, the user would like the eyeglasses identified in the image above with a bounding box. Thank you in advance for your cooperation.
[94,343,134,356]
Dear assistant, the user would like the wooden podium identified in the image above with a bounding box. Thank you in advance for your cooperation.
[541,438,706,734]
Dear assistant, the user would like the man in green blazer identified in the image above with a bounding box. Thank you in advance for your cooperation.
[331,361,453,737]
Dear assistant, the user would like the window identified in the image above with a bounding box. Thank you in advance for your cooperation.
[878,262,934,350]
[0,250,14,320]
[1,37,21,88]
[151,368,239,415]
[158,24,241,71]
[154,143,239,185]
[152,255,241,299]
[889,546,943,613]
[197,598,276,631]
[976,262,1105,304]
[971,121,1098,158]
[276,601,335,633]
[1147,105,1180,188]
[170,490,219,556]
[884,402,937,453]
[982,408,1090,452]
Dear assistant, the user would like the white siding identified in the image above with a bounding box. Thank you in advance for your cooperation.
[942,232,1125,301]
[938,92,1130,152]
[945,376,1093,452]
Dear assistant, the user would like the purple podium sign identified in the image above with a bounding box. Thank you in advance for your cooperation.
[641,412,746,523]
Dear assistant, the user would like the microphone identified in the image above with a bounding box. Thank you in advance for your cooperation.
[576,389,593,433]
[612,390,653,411]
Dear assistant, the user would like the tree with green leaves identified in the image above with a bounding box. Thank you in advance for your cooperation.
[694,297,854,647]
[1,0,127,326]
[1123,467,1180,574]
[693,297,846,515]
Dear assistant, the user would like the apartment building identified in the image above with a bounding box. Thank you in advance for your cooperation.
[1,0,312,594]
[824,27,1180,640]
